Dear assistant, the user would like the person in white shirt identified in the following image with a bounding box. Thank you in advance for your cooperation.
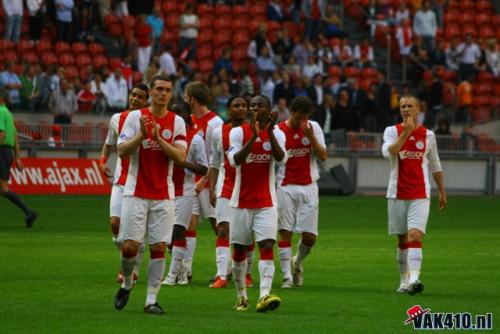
[457,34,481,81]
[302,56,321,81]
[445,36,461,72]
[178,3,199,60]
[485,39,500,78]
[55,0,74,42]
[3,0,23,43]
[413,0,437,55]
[159,43,177,77]
[104,68,129,113]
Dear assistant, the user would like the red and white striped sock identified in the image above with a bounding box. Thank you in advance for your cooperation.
[278,240,292,280]
[407,241,422,283]
[258,248,275,298]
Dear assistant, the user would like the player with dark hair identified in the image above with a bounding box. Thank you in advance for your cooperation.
[382,95,446,295]
[276,96,327,288]
[228,95,287,312]
[99,83,150,283]
[114,75,187,315]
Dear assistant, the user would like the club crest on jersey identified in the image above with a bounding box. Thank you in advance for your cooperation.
[262,141,272,151]
[197,130,204,138]
[301,137,310,145]
[416,140,424,150]
[162,129,172,140]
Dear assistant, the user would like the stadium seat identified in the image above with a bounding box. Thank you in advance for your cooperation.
[199,16,214,30]
[475,13,492,26]
[479,25,495,40]
[65,65,79,80]
[121,15,135,29]
[162,2,179,14]
[0,39,15,51]
[476,0,493,12]
[41,52,58,66]
[361,67,378,79]
[4,50,17,62]
[59,52,76,65]
[458,12,475,25]
[93,54,109,68]
[233,32,250,47]
[214,31,232,46]
[72,42,88,55]
[473,83,492,96]
[109,57,122,69]
[35,39,52,53]
[443,12,458,25]
[360,78,374,91]
[328,66,342,77]
[495,84,500,96]
[459,0,475,11]
[17,40,33,54]
[445,23,461,39]
[214,17,232,30]
[108,22,123,38]
[344,66,361,78]
[198,59,214,73]
[23,50,39,64]
[197,29,214,45]
[232,48,248,62]
[88,43,104,54]
[76,54,92,67]
[80,67,92,81]
[197,4,214,15]
[461,24,477,38]
[103,14,120,28]
[232,20,248,31]
[55,41,71,55]
[477,71,494,83]
[232,5,249,17]
[196,47,212,61]
[215,4,232,16]
[473,95,491,108]
[283,22,302,40]
[472,108,493,123]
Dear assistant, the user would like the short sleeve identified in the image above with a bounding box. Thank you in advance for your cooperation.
[381,126,397,159]
[310,121,326,150]
[427,131,442,173]
[192,135,208,168]
[273,126,288,164]
[105,113,120,146]
[117,110,140,145]
[228,127,244,167]
[209,127,222,169]
[173,115,187,149]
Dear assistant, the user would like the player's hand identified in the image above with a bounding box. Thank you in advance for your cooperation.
[268,111,278,131]
[300,120,313,139]
[209,191,216,207]
[251,112,260,138]
[15,157,24,170]
[195,178,206,195]
[402,116,416,135]
[438,192,447,210]
[99,162,112,177]
[139,116,150,138]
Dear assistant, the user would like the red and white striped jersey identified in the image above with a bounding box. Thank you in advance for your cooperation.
[172,128,207,197]
[228,123,287,209]
[105,110,130,186]
[382,124,442,199]
[277,120,326,186]
[210,123,237,199]
[118,108,187,200]
[191,111,223,162]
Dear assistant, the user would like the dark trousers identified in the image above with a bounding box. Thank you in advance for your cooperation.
[29,15,43,41]
[57,20,71,42]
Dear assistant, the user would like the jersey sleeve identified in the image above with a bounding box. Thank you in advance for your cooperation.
[117,110,140,145]
[273,126,288,164]
[173,115,187,149]
[206,117,223,159]
[209,127,222,169]
[105,113,120,145]
[381,126,397,159]
[310,120,326,150]
[228,126,244,168]
[427,131,442,173]
[193,134,208,168]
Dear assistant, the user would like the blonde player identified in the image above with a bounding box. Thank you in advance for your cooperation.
[382,95,446,295]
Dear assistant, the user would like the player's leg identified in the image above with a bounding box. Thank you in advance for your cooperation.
[388,198,410,293]
[254,207,281,312]
[185,198,200,281]
[246,240,255,287]
[277,186,297,288]
[406,199,430,295]
[211,197,231,288]
[230,208,252,311]
[110,185,125,282]
[144,199,175,314]
[199,189,218,235]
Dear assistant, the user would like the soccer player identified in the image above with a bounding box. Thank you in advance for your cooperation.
[381,95,447,295]
[0,88,37,227]
[99,84,149,283]
[208,96,253,289]
[163,100,208,285]
[183,81,223,281]
[113,75,187,315]
[276,96,327,288]
[228,95,287,312]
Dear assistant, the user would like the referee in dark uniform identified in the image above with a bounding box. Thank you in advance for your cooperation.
[0,88,37,227]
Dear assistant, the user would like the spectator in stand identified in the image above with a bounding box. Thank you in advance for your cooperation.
[332,89,357,131]
[273,28,295,63]
[292,38,311,68]
[55,0,74,42]
[361,82,378,132]
[455,75,472,124]
[301,0,326,40]
[143,56,161,86]
[135,14,153,74]
[315,37,335,74]
[445,36,461,72]
[273,97,290,122]
[334,37,354,67]
[396,19,413,81]
[425,70,443,129]
[27,0,45,44]
[20,64,41,112]
[302,56,321,81]
[261,71,276,105]
[77,81,96,112]
[104,68,128,113]
[113,0,128,16]
[274,71,294,105]
[248,23,274,61]
[375,71,392,131]
[409,36,429,82]
[322,3,346,38]
[434,118,451,135]
[214,48,233,76]
[354,37,374,68]
[178,3,199,61]
[457,34,481,82]
[49,79,77,125]
[257,46,277,77]
[432,41,447,67]
[307,73,326,107]
[90,72,107,114]
[413,0,437,56]
[283,54,302,78]
[3,0,23,43]
[349,79,366,124]
[314,92,335,134]
[214,81,232,121]
[120,55,133,90]
[366,0,386,38]
[159,43,177,76]
[485,39,500,78]
[394,1,410,25]
[267,0,285,22]
[0,62,22,109]
[76,5,95,43]
[238,67,254,96]
[147,6,164,56]
[47,124,64,148]
[293,77,309,98]
[432,0,445,28]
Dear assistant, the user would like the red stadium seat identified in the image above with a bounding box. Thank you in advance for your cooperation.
[361,67,378,79]
[198,16,214,30]
[328,66,342,77]
[474,83,493,95]
[88,43,104,54]
[197,29,214,44]
[476,0,493,12]
[55,41,71,55]
[445,24,461,39]
[215,4,232,16]
[232,20,248,31]
[108,22,123,38]
[233,32,249,47]
[459,0,475,10]
[35,39,52,53]
[475,13,492,26]
[197,4,214,15]
[344,66,361,78]
[59,52,76,65]
[93,54,109,68]
[214,31,232,46]
[198,59,214,73]
[72,42,88,55]
[196,47,212,61]
[283,22,302,40]
[0,39,15,51]
[249,3,266,17]
[232,5,249,17]
[4,50,17,62]
[477,71,494,83]
[65,65,79,80]
[214,17,232,30]
[162,2,178,14]
[109,57,122,69]
[76,54,92,67]
[443,12,458,25]
[461,24,477,38]
[472,108,493,123]
[17,40,33,54]
[458,12,475,25]
[42,52,58,66]
[103,14,120,28]
[121,15,135,29]
[473,95,491,107]
[23,50,39,63]
[232,48,248,62]
[495,84,500,96]
[479,25,495,40]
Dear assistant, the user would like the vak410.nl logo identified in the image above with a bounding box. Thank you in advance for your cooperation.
[404,305,493,330]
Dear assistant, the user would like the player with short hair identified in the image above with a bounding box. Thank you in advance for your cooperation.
[162,100,208,286]
[228,95,287,312]
[276,96,327,288]
[382,95,446,295]
[183,81,223,281]
[208,95,254,289]
[99,83,149,283]
[113,75,187,315]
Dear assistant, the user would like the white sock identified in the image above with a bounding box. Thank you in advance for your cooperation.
[146,258,165,306]
[258,260,275,298]
[232,260,247,298]
[216,244,229,280]
[168,245,185,276]
[397,247,409,286]
[185,235,197,274]
[295,239,311,267]
[120,255,136,290]
[133,242,145,276]
[278,243,292,280]
[246,249,254,275]
[408,247,422,283]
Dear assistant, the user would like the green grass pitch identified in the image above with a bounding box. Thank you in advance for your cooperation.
[1,195,499,333]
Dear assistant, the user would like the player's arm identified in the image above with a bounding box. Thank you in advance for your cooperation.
[209,129,221,206]
[182,136,208,176]
[386,116,416,156]
[428,132,447,210]
[303,121,327,161]
[118,112,145,158]
[152,117,187,165]
[232,116,258,166]
[268,111,285,162]
[117,130,144,158]
[99,143,114,176]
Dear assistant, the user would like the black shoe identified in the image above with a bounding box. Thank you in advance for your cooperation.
[25,211,38,228]
[408,280,424,295]
[114,287,132,310]
[144,303,165,315]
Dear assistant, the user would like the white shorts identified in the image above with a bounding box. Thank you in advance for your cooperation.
[230,207,277,245]
[277,183,319,236]
[192,188,216,219]
[388,198,430,235]
[118,196,175,245]
[110,184,124,218]
[216,197,233,224]
[175,196,194,229]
